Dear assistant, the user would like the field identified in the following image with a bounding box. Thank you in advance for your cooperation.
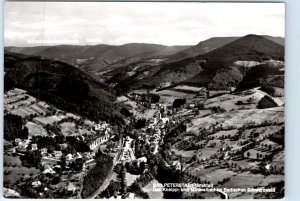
[260,174,284,186]
[61,122,77,136]
[10,107,37,118]
[199,168,237,184]
[222,171,265,188]
[187,107,284,132]
[173,85,205,93]
[33,115,67,126]
[243,148,271,160]
[29,104,47,115]
[242,125,282,139]
[153,89,195,105]
[198,147,219,160]
[26,122,48,137]
[4,155,40,184]
[206,88,284,112]
[210,129,238,139]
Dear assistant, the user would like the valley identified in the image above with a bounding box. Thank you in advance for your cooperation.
[4,34,285,199]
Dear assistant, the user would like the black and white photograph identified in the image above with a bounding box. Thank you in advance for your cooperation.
[3,2,285,199]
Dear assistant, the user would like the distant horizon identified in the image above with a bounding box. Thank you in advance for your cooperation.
[4,34,285,48]
[5,2,284,47]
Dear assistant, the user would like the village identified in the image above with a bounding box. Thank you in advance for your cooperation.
[4,83,285,199]
[4,88,118,198]
[111,83,284,199]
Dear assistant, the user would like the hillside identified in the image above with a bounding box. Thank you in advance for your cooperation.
[106,34,284,91]
[201,34,284,62]
[5,35,283,76]
[174,34,284,88]
[5,46,51,55]
[165,35,284,64]
[166,37,239,63]
[4,52,124,125]
[5,43,190,73]
[236,64,284,92]
[262,35,285,46]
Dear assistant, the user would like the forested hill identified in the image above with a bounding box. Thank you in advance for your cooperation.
[105,34,284,91]
[5,43,190,73]
[200,34,284,63]
[4,52,124,125]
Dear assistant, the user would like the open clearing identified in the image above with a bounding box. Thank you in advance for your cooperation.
[187,107,284,132]
[26,122,48,137]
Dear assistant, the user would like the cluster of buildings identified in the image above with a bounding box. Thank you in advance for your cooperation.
[4,88,117,196]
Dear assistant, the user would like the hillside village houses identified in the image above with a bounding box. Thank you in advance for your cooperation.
[88,123,112,150]
[41,148,48,155]
[5,89,121,183]
[149,111,169,127]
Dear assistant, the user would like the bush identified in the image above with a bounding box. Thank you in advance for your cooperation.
[257,95,278,109]
[134,119,146,129]
[236,101,243,105]
[260,83,275,95]
[120,108,132,117]
[172,98,186,108]
[151,94,160,103]
[4,114,28,141]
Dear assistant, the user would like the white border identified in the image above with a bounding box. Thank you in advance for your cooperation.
[1,1,300,201]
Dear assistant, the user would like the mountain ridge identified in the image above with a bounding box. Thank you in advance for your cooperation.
[105,34,284,91]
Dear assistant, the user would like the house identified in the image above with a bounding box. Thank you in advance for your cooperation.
[137,156,147,164]
[76,153,83,159]
[15,138,21,144]
[265,164,271,171]
[32,181,41,188]
[160,117,169,124]
[104,128,111,135]
[66,182,77,193]
[53,151,63,159]
[17,142,28,151]
[172,161,181,170]
[66,153,73,161]
[43,167,56,174]
[31,144,38,151]
[149,118,158,126]
[54,164,61,169]
[95,122,109,131]
[223,151,230,160]
[41,148,48,155]
[59,143,68,150]
[189,104,195,109]
[88,134,109,150]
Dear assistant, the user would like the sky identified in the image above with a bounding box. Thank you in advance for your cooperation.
[4,2,285,47]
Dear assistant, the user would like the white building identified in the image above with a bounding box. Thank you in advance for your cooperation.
[31,144,38,151]
[53,151,63,159]
[88,134,109,150]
